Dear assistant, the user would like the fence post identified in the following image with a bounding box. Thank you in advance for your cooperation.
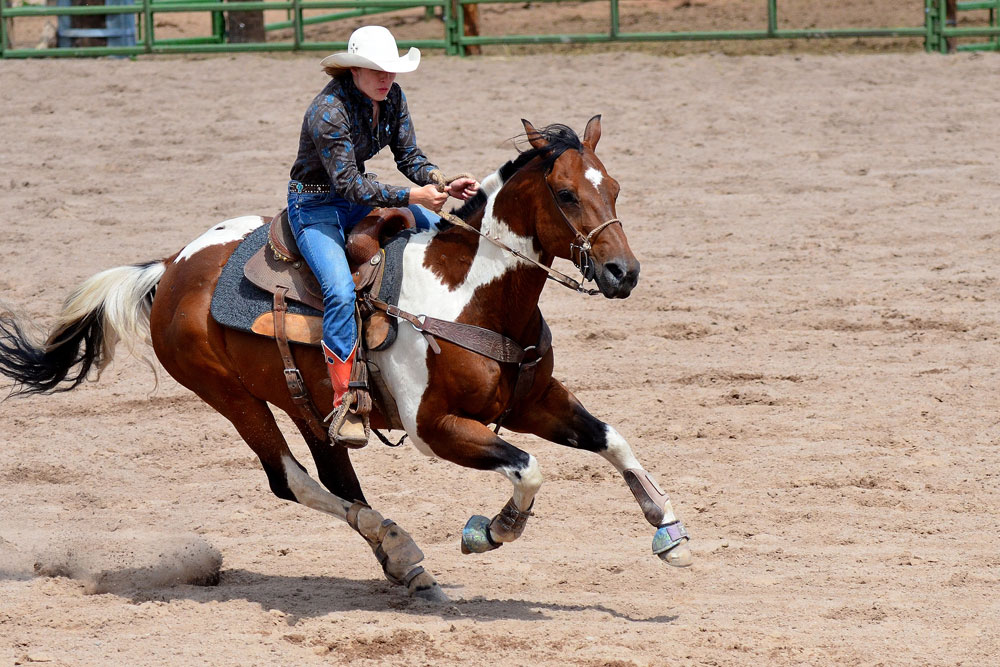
[444,0,457,55]
[462,3,480,55]
[451,0,478,55]
[937,0,947,52]
[925,0,940,52]
[1,0,7,56]
[143,0,153,52]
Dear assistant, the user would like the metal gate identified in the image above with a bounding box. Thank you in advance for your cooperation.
[3,0,996,59]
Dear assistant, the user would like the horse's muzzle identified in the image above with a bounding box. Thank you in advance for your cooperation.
[595,257,640,298]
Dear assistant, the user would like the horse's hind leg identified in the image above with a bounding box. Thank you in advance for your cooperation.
[178,378,447,600]
[503,377,693,567]
[287,417,446,600]
[289,417,366,504]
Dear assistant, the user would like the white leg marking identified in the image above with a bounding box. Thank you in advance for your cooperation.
[584,167,604,190]
[174,216,264,263]
[281,455,350,520]
[598,427,680,525]
[500,454,543,511]
[598,425,642,473]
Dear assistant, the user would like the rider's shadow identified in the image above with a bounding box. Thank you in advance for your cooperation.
[121,569,678,624]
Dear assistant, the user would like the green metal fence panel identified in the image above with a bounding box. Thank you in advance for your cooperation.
[453,0,927,52]
[5,4,142,16]
[926,0,1000,51]
[0,1,976,58]
[952,0,1000,51]
[267,5,411,33]
[149,0,225,45]
[925,0,938,52]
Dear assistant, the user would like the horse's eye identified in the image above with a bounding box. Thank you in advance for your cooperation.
[557,189,578,205]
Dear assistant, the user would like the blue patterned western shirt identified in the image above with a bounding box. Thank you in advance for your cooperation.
[289,74,439,208]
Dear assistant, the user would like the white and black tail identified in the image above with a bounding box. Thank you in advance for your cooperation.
[0,260,165,396]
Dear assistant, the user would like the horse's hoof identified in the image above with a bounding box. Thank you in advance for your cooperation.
[652,521,692,567]
[461,515,501,554]
[658,543,693,567]
[407,570,451,603]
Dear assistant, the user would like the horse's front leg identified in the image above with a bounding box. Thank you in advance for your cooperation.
[504,377,693,567]
[418,415,541,553]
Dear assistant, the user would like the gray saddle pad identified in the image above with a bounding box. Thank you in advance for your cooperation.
[210,222,412,348]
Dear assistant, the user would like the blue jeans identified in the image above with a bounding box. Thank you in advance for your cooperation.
[286,182,440,361]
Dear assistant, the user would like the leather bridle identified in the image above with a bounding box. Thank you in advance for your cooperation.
[438,169,623,295]
[542,176,622,283]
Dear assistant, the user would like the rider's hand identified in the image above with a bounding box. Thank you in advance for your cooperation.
[409,184,448,212]
[446,177,480,201]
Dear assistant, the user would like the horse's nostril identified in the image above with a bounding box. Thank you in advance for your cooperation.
[606,262,625,281]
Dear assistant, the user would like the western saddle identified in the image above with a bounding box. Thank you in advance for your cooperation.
[243,207,552,447]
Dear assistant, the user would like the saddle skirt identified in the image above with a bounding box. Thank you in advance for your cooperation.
[214,207,416,349]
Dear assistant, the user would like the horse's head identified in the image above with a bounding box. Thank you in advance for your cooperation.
[522,116,640,299]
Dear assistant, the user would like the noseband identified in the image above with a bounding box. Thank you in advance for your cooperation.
[543,176,622,282]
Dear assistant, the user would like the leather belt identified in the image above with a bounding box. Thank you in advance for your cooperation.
[288,182,332,194]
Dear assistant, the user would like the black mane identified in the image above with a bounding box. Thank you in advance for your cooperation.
[450,123,584,222]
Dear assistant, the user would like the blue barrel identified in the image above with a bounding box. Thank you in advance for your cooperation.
[57,0,136,47]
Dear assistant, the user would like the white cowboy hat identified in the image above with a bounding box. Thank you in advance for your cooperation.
[320,26,420,73]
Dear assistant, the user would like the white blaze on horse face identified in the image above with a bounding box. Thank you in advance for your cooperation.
[174,216,264,263]
[584,167,604,191]
[371,180,540,455]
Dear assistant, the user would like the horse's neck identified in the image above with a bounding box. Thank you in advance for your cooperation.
[416,161,552,336]
[469,188,550,323]
[412,211,543,341]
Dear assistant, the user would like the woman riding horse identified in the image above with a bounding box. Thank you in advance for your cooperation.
[0,117,692,601]
[288,25,479,447]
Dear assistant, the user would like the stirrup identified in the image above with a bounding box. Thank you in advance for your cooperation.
[326,391,370,449]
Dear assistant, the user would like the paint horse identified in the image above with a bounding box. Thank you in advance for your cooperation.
[0,117,691,601]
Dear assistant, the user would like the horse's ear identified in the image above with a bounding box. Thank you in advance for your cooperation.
[521,119,548,150]
[583,114,602,151]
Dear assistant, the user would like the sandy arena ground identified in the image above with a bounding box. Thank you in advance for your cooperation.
[2,44,1000,667]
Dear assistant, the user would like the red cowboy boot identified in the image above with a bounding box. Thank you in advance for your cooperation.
[323,342,368,448]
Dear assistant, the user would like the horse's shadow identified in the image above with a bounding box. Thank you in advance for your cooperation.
[124,569,678,624]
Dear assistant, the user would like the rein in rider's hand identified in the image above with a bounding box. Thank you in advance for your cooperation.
[446,177,479,201]
[410,183,449,212]
[411,177,480,212]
